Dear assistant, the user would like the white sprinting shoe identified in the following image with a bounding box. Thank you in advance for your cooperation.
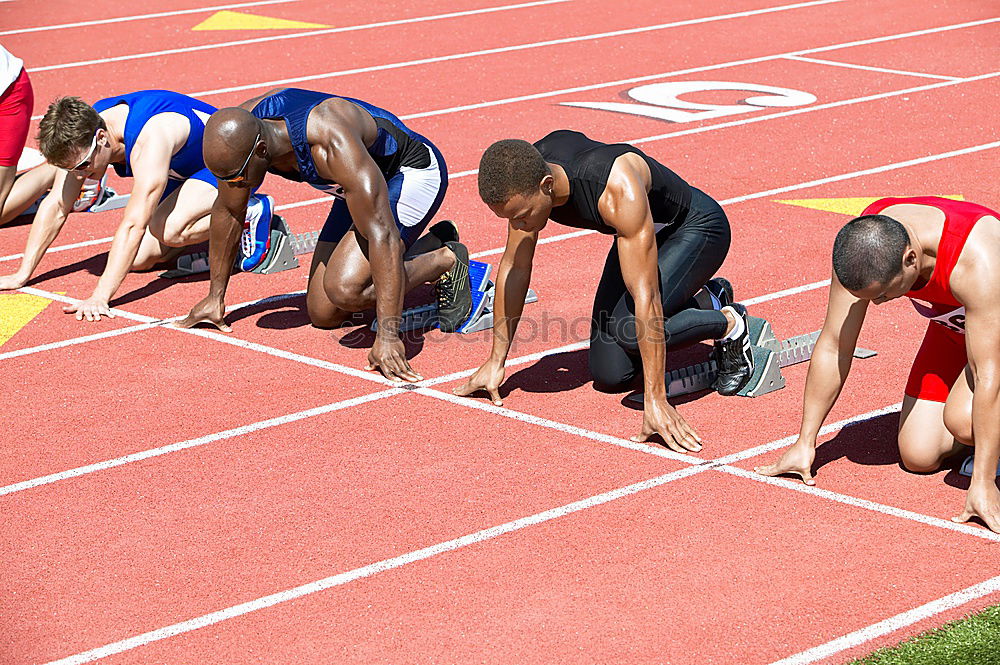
[73,175,107,212]
[240,194,275,271]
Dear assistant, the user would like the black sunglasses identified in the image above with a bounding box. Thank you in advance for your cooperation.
[219,132,261,183]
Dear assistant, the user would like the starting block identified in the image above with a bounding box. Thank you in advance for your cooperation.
[371,260,539,334]
[958,455,1000,478]
[161,215,299,278]
[86,186,129,213]
[627,315,877,404]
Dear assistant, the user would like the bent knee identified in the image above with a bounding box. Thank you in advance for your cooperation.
[898,437,946,473]
[943,407,973,446]
[323,281,367,311]
[160,224,192,248]
[589,353,639,393]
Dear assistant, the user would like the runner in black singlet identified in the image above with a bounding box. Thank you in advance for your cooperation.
[456,130,754,451]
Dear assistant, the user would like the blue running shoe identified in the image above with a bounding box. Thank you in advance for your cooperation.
[240,194,274,272]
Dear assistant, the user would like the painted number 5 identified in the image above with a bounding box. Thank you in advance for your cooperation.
[562,81,816,123]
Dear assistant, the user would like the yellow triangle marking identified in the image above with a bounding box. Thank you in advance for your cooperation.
[776,195,964,217]
[192,10,330,31]
[0,293,54,346]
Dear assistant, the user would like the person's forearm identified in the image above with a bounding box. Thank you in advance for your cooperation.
[634,293,666,399]
[970,377,1000,485]
[91,221,146,302]
[369,230,405,341]
[15,202,69,280]
[490,259,530,363]
[205,207,242,304]
[798,339,851,443]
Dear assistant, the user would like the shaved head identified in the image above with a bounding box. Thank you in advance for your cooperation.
[203,107,264,177]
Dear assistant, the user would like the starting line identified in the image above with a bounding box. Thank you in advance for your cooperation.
[628,316,876,403]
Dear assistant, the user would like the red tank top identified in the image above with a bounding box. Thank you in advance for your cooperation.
[861,196,998,335]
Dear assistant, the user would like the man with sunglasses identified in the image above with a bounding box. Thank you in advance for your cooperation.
[0,91,272,319]
[176,87,470,383]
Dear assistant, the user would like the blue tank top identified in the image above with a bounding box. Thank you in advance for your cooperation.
[93,90,217,180]
[249,88,432,195]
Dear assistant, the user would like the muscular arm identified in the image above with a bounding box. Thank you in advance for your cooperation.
[798,273,870,443]
[755,272,868,483]
[601,156,665,402]
[951,232,1000,531]
[174,180,249,331]
[0,168,83,288]
[314,120,404,341]
[599,154,700,451]
[87,142,169,305]
[489,225,538,363]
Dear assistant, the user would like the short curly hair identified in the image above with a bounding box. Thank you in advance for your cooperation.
[37,97,106,167]
[478,139,551,206]
[832,214,910,291]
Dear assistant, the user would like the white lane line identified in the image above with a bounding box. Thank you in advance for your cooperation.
[18,286,159,323]
[420,341,591,387]
[783,54,963,81]
[172,325,397,386]
[743,279,832,307]
[722,465,1000,542]
[26,0,572,74]
[0,388,404,498]
[186,0,846,97]
[0,322,161,360]
[42,466,713,665]
[713,404,904,466]
[768,574,1000,665]
[721,140,1000,206]
[0,0,300,36]
[0,236,114,263]
[414,385,700,463]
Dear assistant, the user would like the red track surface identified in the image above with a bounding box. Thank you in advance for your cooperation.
[1,1,998,663]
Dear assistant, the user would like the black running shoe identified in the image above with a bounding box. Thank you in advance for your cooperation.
[711,303,754,396]
[706,277,733,309]
[436,241,473,333]
[428,220,460,246]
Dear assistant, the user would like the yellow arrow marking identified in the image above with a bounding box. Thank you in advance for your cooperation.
[192,10,330,31]
[776,195,964,217]
[0,293,54,346]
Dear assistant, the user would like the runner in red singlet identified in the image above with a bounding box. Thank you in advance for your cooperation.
[756,196,1000,533]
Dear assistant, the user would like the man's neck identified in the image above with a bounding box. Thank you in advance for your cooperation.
[548,162,570,207]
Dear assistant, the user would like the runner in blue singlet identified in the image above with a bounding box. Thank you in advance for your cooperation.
[177,87,472,383]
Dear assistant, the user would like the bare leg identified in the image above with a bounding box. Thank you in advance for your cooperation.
[135,178,215,269]
[898,394,967,472]
[944,365,975,446]
[0,164,57,225]
[306,229,455,328]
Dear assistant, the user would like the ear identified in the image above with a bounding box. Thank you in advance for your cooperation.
[540,174,554,196]
[903,246,918,268]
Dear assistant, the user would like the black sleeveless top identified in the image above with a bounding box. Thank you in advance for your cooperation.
[533,130,691,235]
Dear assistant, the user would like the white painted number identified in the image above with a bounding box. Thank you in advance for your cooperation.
[562,81,816,123]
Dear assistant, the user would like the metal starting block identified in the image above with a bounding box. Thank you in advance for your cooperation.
[160,215,298,278]
[628,315,877,404]
[87,187,129,213]
[372,260,539,334]
[958,455,1000,478]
